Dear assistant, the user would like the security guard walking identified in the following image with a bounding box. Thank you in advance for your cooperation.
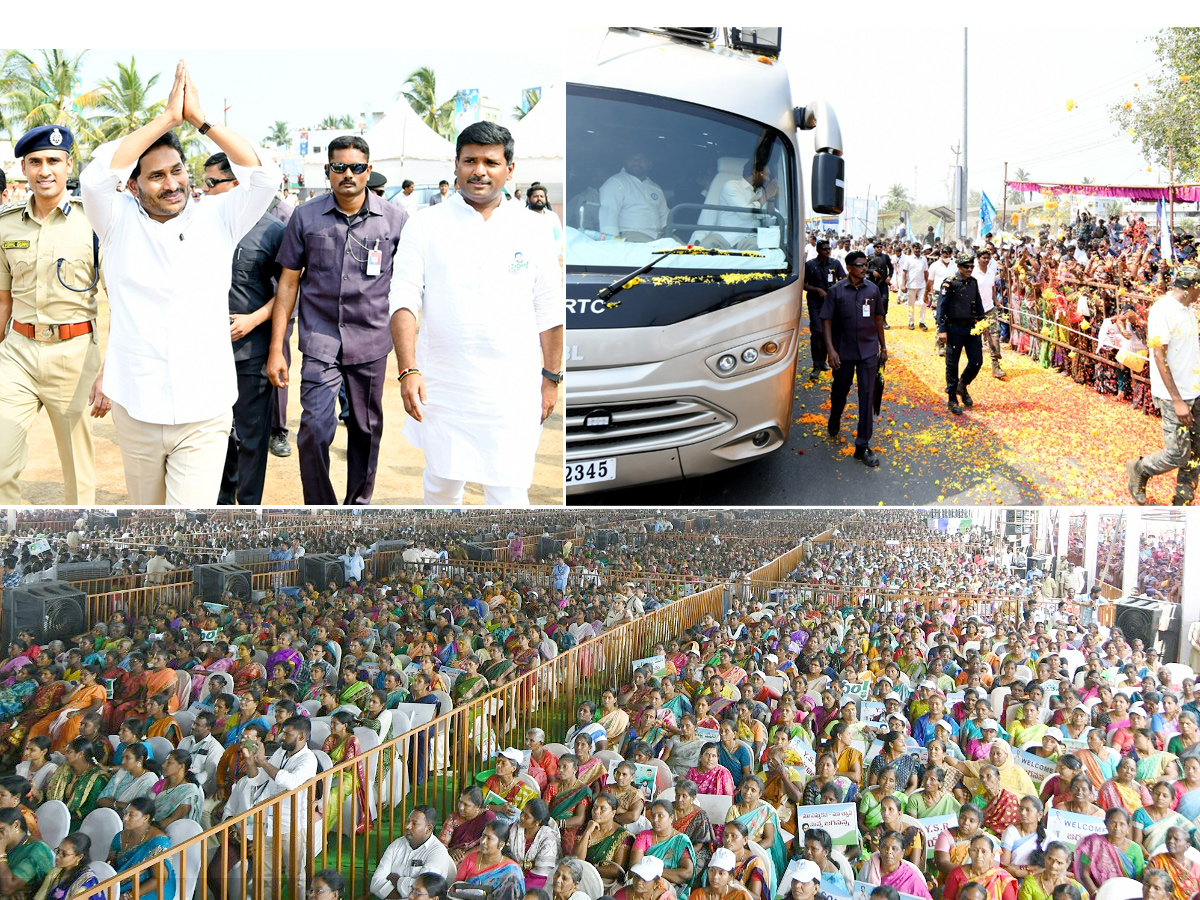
[0,125,105,503]
[937,252,986,416]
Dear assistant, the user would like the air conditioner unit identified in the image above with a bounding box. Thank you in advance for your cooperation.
[193,564,253,602]
[299,554,346,588]
[56,560,112,582]
[2,582,88,644]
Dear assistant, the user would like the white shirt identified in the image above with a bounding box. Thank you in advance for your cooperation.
[1147,292,1200,400]
[598,168,668,237]
[178,733,223,788]
[902,254,928,291]
[387,195,562,486]
[81,140,280,424]
[928,259,956,295]
[974,260,997,312]
[394,192,419,214]
[369,834,456,899]
[225,745,317,834]
[713,177,766,245]
[532,208,563,249]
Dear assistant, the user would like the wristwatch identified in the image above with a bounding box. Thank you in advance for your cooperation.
[541,368,565,384]
[198,121,213,135]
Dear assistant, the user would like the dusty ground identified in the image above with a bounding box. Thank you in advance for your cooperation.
[15,300,563,506]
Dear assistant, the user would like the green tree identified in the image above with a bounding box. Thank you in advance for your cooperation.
[1111,27,1200,180]
[884,183,912,213]
[512,88,540,121]
[0,49,104,155]
[1009,166,1031,205]
[264,120,291,150]
[92,56,164,142]
[400,66,455,138]
[318,114,355,130]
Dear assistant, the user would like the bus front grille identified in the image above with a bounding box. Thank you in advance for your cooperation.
[565,398,734,457]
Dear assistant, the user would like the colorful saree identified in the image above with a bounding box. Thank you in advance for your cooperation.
[112,833,177,900]
[146,715,182,746]
[687,765,734,796]
[34,864,104,900]
[635,831,696,900]
[43,765,109,825]
[456,854,526,900]
[728,802,786,889]
[323,733,372,833]
[545,782,591,854]
[153,781,205,824]
[1098,779,1152,816]
[1074,834,1145,884]
[28,683,107,752]
[674,807,715,875]
[1148,853,1200,900]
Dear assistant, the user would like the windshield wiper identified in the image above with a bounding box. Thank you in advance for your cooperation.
[597,246,764,307]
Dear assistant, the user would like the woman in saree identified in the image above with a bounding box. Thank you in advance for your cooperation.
[1166,710,1200,761]
[43,738,108,827]
[1016,841,1086,900]
[575,733,609,792]
[860,766,906,834]
[665,717,708,781]
[599,689,632,748]
[265,632,303,680]
[689,743,735,797]
[0,776,41,840]
[109,799,176,900]
[829,722,864,787]
[943,833,1015,900]
[15,738,57,805]
[620,670,655,719]
[140,652,181,712]
[0,666,37,724]
[935,803,988,877]
[864,795,924,866]
[1098,756,1153,816]
[553,858,592,900]
[545,754,592,856]
[868,732,920,793]
[337,665,373,710]
[976,764,1022,836]
[35,832,105,900]
[228,642,265,694]
[717,721,753,790]
[510,798,560,891]
[152,750,204,826]
[106,654,149,732]
[726,776,786,884]
[662,678,692,722]
[907,765,961,819]
[525,728,558,792]
[1076,727,1118,788]
[1060,775,1106,819]
[224,691,272,746]
[483,644,515,684]
[1,668,65,757]
[633,690,680,756]
[451,655,489,706]
[1132,730,1178,786]
[610,761,647,826]
[29,666,107,754]
[999,796,1055,880]
[96,744,157,813]
[673,780,715,875]
[1148,826,1200,900]
[719,821,770,900]
[484,749,540,819]
[575,792,634,886]
[1074,808,1145,896]
[629,799,697,900]
[952,740,1037,801]
[441,786,499,863]
[455,820,526,900]
[144,694,181,747]
[1132,781,1195,858]
[861,831,934,900]
[188,641,233,703]
[1040,756,1084,809]
[1173,755,1200,820]
[322,710,371,834]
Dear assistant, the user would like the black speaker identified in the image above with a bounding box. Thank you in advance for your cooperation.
[56,560,112,582]
[537,537,558,561]
[594,531,608,551]
[2,582,87,644]
[87,512,118,530]
[230,548,270,567]
[299,554,346,588]
[1114,596,1182,661]
[193,564,253,602]
[694,516,710,532]
[464,542,492,562]
[186,512,208,525]
[374,540,409,554]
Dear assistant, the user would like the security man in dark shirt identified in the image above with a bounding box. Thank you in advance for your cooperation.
[820,250,887,467]
[937,252,987,415]
[866,244,893,325]
[202,152,286,504]
[803,240,846,380]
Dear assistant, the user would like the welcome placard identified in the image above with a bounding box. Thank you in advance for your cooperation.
[1014,747,1057,784]
[794,802,859,846]
[1046,808,1106,848]
[632,654,670,678]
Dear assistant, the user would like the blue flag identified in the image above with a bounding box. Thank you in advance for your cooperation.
[980,192,997,237]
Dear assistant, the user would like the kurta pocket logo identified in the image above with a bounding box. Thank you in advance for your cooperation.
[509,251,529,273]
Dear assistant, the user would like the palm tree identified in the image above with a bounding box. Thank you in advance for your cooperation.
[1081,176,1095,185]
[264,120,290,150]
[1008,166,1032,205]
[0,49,104,154]
[92,56,164,142]
[400,66,454,137]
[318,114,355,130]
[883,183,911,212]
[512,88,541,121]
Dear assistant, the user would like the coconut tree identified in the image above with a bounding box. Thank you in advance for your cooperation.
[92,56,164,142]
[318,114,355,130]
[264,120,290,150]
[1009,166,1031,205]
[0,49,104,155]
[400,66,454,137]
[512,88,541,121]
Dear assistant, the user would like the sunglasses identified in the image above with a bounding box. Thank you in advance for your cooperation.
[327,162,369,174]
[204,176,236,189]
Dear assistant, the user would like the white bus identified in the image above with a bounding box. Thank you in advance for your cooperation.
[564,27,845,496]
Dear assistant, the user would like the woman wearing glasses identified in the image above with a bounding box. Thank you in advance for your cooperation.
[36,833,104,900]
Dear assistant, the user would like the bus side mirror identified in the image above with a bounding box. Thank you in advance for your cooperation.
[811,152,844,215]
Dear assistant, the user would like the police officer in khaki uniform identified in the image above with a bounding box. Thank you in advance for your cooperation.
[0,125,106,503]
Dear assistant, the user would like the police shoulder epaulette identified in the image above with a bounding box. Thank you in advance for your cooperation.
[0,202,22,217]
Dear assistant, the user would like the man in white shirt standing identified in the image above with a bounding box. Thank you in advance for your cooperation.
[597,150,668,241]
[388,122,563,506]
[973,248,1005,378]
[371,807,456,900]
[395,180,420,214]
[927,247,957,357]
[80,60,279,504]
[1126,264,1200,505]
[900,241,929,330]
[224,715,317,899]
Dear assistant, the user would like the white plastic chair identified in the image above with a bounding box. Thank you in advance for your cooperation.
[1094,878,1144,900]
[543,742,571,759]
[79,807,124,861]
[578,859,604,900]
[35,799,70,849]
[595,749,623,765]
[89,861,118,900]
[148,736,176,762]
[301,699,323,716]
[308,718,331,750]
[166,819,203,900]
[108,735,120,751]
[173,709,195,738]
[694,792,733,824]
[174,670,192,710]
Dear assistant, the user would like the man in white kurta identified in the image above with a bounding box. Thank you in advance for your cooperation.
[387,122,564,506]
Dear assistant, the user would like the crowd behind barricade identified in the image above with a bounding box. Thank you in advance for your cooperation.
[0,508,840,900]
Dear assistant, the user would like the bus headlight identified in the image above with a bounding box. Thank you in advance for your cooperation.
[717,354,737,373]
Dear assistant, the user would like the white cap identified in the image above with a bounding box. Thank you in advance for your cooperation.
[934,719,955,732]
[709,848,737,872]
[792,860,822,885]
[630,857,665,881]
[766,653,779,664]
[885,692,902,702]
[981,718,1000,731]
[498,747,524,766]
[1129,704,1148,717]
[1043,727,1063,741]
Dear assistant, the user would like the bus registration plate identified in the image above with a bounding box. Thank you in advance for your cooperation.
[564,458,616,486]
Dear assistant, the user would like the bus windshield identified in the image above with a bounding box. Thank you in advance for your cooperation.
[565,85,795,276]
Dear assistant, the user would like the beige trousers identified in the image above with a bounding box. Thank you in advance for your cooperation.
[111,401,232,504]
[0,330,101,504]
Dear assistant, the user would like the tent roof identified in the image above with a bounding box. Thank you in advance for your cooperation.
[367,98,455,163]
[510,83,563,161]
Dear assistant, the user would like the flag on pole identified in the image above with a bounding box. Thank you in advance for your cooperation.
[1157,199,1173,265]
[934,219,942,239]
[980,192,997,237]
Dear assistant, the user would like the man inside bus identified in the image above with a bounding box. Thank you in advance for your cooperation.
[705,160,777,250]
[598,150,669,241]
